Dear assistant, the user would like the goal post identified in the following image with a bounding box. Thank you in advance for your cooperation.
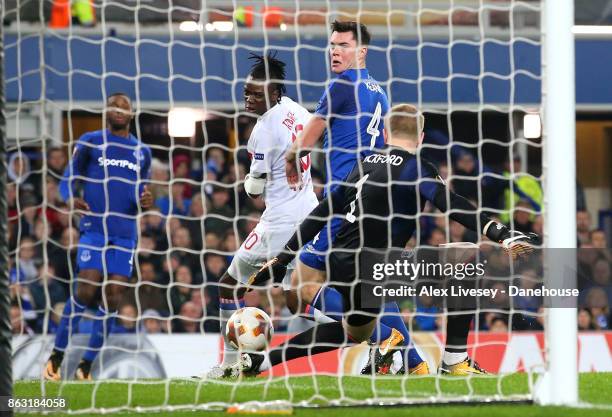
[535,0,578,405]
[0,15,15,415]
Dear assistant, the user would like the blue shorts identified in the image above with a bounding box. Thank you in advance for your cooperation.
[76,232,136,278]
[299,218,344,271]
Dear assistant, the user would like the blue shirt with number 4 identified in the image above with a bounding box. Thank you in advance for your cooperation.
[314,68,389,192]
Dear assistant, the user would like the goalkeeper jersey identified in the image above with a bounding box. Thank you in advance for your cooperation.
[59,129,152,240]
[314,68,389,193]
[289,146,492,253]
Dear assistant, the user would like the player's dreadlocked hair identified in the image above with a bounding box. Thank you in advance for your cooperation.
[248,51,287,101]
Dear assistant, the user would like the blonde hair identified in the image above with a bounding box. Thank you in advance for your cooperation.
[385,103,424,141]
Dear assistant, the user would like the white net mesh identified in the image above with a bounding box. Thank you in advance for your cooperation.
[3,0,557,412]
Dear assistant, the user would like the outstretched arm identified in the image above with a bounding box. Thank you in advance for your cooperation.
[420,178,539,256]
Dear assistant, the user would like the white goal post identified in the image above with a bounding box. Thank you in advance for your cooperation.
[535,0,578,405]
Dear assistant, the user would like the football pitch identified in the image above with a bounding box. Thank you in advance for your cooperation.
[14,373,612,416]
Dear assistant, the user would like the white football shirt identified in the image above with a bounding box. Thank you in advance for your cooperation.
[247,96,319,228]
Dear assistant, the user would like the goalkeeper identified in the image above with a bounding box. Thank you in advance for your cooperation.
[234,104,538,376]
[44,93,153,381]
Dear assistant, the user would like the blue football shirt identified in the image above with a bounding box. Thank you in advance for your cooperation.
[314,68,389,192]
[59,129,152,240]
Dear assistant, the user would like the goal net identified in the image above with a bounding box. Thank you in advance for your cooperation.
[3,0,579,412]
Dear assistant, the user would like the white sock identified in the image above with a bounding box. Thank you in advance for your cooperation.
[443,350,468,366]
[220,306,240,367]
[259,352,272,372]
[308,306,336,324]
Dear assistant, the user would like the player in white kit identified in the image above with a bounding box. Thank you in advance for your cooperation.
[207,53,318,378]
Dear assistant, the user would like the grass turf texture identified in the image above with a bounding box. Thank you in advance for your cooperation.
[14,373,612,416]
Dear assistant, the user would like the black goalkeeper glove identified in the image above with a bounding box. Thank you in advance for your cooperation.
[247,248,296,287]
[484,221,541,260]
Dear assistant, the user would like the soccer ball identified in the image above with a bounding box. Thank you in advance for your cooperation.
[226,307,274,351]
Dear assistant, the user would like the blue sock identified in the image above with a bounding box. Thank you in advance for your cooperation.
[82,306,116,363]
[54,296,87,352]
[378,302,423,369]
[309,287,343,321]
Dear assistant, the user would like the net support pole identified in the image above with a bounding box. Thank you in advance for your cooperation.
[535,0,578,406]
[0,15,14,417]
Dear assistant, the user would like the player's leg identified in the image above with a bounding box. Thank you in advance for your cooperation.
[439,309,486,375]
[44,269,102,381]
[207,226,266,378]
[293,230,426,374]
[76,273,129,380]
[290,223,344,323]
[439,275,487,375]
[76,238,135,380]
[217,270,247,367]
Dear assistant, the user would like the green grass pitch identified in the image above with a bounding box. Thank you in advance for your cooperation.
[14,373,612,416]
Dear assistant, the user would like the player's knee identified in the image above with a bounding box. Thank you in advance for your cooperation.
[76,284,96,306]
[344,315,376,343]
[299,284,321,306]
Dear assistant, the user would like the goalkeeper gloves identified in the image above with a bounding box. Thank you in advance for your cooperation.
[483,220,541,260]
[247,247,296,287]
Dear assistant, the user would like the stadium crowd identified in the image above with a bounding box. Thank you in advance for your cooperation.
[7,129,611,337]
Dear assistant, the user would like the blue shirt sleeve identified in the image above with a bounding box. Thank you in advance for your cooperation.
[59,135,91,202]
[399,158,441,203]
[314,76,353,118]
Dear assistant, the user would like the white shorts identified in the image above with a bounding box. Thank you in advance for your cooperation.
[227,222,295,290]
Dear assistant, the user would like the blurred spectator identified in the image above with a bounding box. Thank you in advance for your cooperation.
[11,303,34,336]
[43,179,69,239]
[489,316,509,333]
[172,154,194,199]
[170,265,194,314]
[156,181,192,216]
[206,147,227,178]
[19,193,39,238]
[47,147,68,182]
[8,152,38,193]
[583,287,610,330]
[206,186,234,235]
[578,308,596,331]
[590,230,608,249]
[182,192,207,251]
[204,253,227,283]
[204,232,222,250]
[113,304,138,334]
[11,236,39,285]
[141,309,167,334]
[48,226,79,283]
[500,157,542,225]
[169,226,200,274]
[136,232,165,273]
[576,210,592,245]
[130,261,168,314]
[29,264,67,314]
[150,158,169,200]
[191,288,219,333]
[174,301,202,333]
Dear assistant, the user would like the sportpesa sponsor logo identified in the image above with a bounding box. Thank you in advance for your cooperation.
[98,157,139,172]
[363,153,404,166]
